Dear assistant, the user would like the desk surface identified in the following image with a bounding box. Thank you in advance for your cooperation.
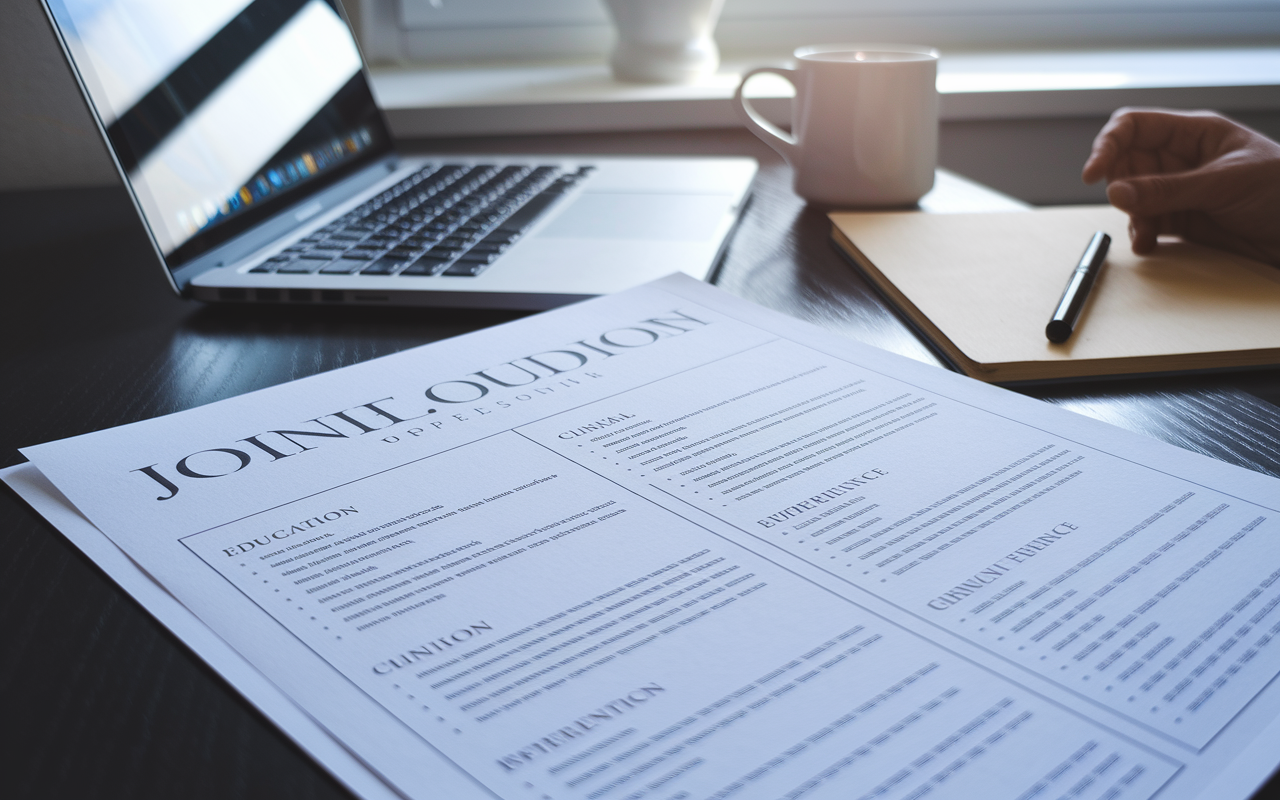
[3,128,1280,799]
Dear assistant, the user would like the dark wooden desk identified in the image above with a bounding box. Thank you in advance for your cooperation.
[3,128,1280,799]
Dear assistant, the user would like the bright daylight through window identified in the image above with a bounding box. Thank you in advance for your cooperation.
[362,0,1280,63]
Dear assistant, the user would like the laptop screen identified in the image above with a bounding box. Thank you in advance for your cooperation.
[44,0,393,266]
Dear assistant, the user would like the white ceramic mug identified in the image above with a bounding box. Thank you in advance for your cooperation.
[734,44,940,208]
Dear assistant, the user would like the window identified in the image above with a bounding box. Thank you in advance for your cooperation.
[354,0,1280,64]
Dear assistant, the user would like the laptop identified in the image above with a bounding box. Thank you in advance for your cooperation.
[40,0,757,310]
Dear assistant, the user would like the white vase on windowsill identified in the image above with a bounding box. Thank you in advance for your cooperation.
[602,0,726,83]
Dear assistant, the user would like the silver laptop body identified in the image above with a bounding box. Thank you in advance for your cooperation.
[41,0,756,310]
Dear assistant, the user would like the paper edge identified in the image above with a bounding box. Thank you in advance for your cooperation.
[0,462,408,800]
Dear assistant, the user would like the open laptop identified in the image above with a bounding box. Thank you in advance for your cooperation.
[41,0,757,310]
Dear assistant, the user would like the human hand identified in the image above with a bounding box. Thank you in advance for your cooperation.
[1081,108,1280,266]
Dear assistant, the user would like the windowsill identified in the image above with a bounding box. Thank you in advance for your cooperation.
[370,47,1280,138]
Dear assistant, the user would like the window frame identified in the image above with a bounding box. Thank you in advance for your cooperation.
[353,0,1280,65]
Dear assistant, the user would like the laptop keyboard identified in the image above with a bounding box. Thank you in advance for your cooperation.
[249,162,590,278]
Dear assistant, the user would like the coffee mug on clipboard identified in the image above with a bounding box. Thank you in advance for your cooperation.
[733,44,940,208]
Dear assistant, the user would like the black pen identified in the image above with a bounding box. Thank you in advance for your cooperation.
[1045,231,1111,344]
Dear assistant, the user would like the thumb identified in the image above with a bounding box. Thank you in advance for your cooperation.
[1106,169,1222,217]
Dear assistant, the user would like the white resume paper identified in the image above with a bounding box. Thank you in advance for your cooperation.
[17,275,1280,800]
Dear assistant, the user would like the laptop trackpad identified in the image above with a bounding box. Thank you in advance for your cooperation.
[534,193,731,241]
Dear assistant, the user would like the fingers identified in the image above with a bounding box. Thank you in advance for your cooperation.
[1106,165,1230,218]
[1082,108,1231,184]
[1083,108,1161,184]
[1127,215,1160,255]
[1083,110,1158,183]
[1080,149,1111,185]
[1123,210,1279,266]
[1082,113,1132,184]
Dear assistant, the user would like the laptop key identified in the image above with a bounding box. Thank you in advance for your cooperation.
[400,256,452,276]
[320,258,367,274]
[403,235,441,248]
[361,255,411,275]
[543,177,580,195]
[277,262,321,274]
[496,190,562,234]
[456,250,500,264]
[442,261,488,277]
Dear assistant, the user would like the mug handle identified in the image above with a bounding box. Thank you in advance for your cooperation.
[733,66,800,167]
